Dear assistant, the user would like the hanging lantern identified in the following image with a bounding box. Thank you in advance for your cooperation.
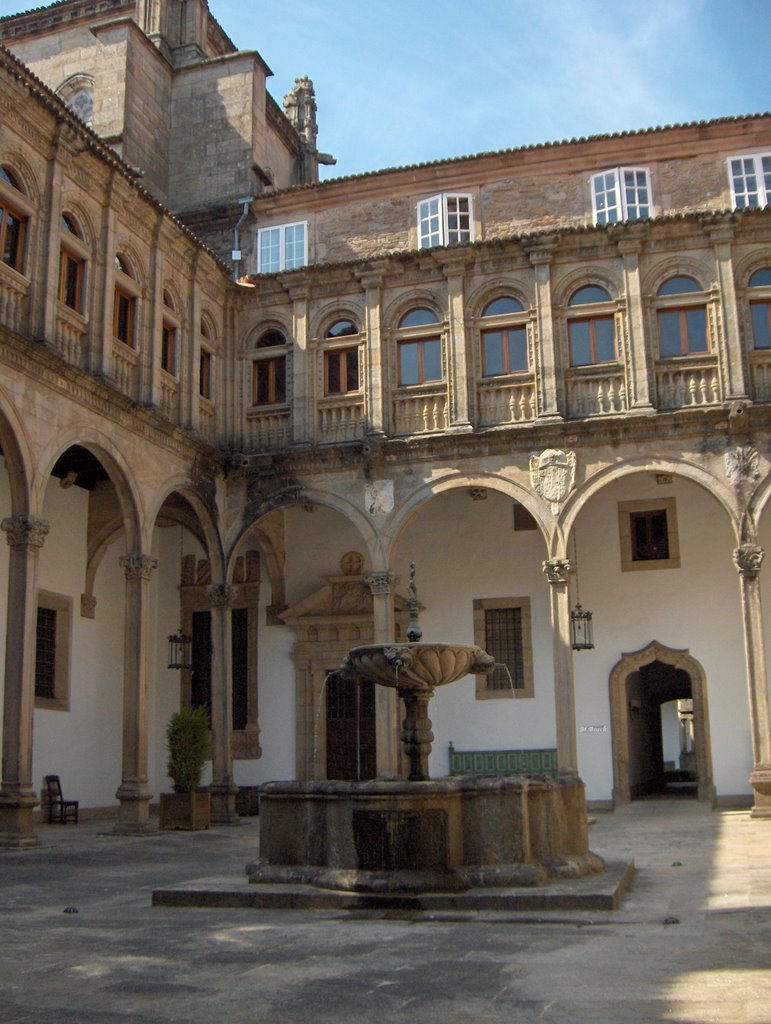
[570,602,594,651]
[168,630,192,670]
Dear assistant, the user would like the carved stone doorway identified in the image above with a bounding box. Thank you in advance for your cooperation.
[326,672,376,780]
[609,641,715,806]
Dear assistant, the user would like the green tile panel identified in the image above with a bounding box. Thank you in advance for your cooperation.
[448,747,558,779]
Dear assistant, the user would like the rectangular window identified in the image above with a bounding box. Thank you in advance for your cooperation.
[618,498,680,571]
[324,347,359,394]
[257,222,308,273]
[751,301,771,349]
[398,337,442,385]
[591,167,651,224]
[161,323,176,374]
[658,308,708,356]
[729,153,771,209]
[569,316,616,365]
[482,327,528,375]
[59,251,83,312]
[35,606,57,700]
[417,194,473,248]
[34,592,71,709]
[199,349,212,399]
[0,204,25,271]
[252,356,286,405]
[113,288,135,346]
[473,597,534,699]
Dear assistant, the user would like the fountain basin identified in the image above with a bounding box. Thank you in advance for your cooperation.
[341,642,494,692]
[247,775,604,893]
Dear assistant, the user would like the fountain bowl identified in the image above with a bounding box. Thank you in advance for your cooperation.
[340,642,495,692]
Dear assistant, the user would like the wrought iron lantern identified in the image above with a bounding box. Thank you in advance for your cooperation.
[570,603,594,651]
[167,630,192,670]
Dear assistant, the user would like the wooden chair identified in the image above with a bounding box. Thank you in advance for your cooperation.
[45,775,79,824]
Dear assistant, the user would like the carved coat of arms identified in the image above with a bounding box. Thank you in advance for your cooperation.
[530,449,576,513]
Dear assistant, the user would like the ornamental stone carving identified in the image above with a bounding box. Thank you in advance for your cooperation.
[725,445,760,488]
[1,515,50,549]
[542,558,572,585]
[365,571,396,596]
[365,479,394,517]
[733,545,765,579]
[120,553,158,580]
[205,583,237,608]
[530,449,576,513]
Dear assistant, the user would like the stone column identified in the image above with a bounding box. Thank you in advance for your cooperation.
[288,279,311,444]
[206,583,239,824]
[733,544,771,816]
[365,570,400,777]
[709,225,749,401]
[528,245,562,420]
[114,553,157,834]
[0,515,49,848]
[542,557,578,777]
[618,236,654,411]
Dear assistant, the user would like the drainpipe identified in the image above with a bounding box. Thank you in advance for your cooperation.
[231,197,254,281]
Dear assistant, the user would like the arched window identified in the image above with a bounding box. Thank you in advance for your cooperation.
[161,290,178,376]
[656,276,708,356]
[58,213,86,312]
[324,320,360,395]
[749,268,771,350]
[252,329,287,405]
[0,165,27,273]
[113,253,138,347]
[480,296,528,376]
[199,318,214,399]
[567,285,616,366]
[397,308,442,385]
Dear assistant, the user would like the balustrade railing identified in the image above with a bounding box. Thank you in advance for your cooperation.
[0,267,28,334]
[318,395,366,442]
[477,377,536,426]
[392,386,448,435]
[198,397,215,439]
[565,366,627,418]
[655,357,721,409]
[54,305,87,367]
[111,339,137,397]
[247,407,291,450]
[159,371,179,421]
[749,350,771,403]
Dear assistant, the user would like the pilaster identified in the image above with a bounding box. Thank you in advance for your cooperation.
[528,245,562,420]
[442,253,472,430]
[288,279,311,444]
[709,224,749,401]
[358,266,387,436]
[618,236,654,411]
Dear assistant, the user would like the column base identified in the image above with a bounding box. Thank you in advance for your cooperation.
[749,767,771,818]
[210,782,240,825]
[113,782,155,834]
[0,794,39,848]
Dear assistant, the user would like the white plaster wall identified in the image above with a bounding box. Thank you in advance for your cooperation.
[757,512,771,721]
[661,700,680,765]
[573,473,750,802]
[393,488,554,777]
[0,459,11,743]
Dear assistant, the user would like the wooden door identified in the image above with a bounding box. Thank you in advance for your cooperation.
[326,672,376,780]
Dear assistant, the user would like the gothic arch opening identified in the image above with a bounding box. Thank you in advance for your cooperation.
[610,641,716,806]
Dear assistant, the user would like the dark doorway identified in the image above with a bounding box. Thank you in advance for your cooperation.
[627,660,697,799]
[326,671,376,780]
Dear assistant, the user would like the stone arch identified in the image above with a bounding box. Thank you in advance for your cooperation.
[59,198,96,248]
[56,73,94,127]
[465,276,533,318]
[0,385,34,516]
[309,299,365,341]
[553,266,622,308]
[146,478,224,580]
[641,256,714,297]
[0,149,42,204]
[382,290,444,332]
[113,244,146,290]
[609,640,715,805]
[555,456,740,558]
[382,470,553,569]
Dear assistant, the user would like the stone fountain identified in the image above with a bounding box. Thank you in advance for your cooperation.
[248,565,605,894]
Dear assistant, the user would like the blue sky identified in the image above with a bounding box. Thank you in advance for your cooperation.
[1,0,769,179]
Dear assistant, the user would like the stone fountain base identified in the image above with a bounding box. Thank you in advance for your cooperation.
[247,775,604,894]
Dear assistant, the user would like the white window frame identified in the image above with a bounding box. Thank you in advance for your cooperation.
[417,193,473,249]
[591,167,651,224]
[728,153,771,209]
[257,221,308,273]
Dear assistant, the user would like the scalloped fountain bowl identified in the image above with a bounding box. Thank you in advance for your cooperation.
[247,639,605,895]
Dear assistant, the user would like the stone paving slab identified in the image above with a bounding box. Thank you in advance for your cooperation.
[152,860,635,913]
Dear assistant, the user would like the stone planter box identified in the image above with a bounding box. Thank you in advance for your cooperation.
[159,791,211,831]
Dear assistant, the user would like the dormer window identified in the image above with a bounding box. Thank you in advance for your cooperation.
[257,222,307,273]
[417,194,473,249]
[728,153,771,209]
[591,168,651,224]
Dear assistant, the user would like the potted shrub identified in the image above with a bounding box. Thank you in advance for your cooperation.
[159,706,212,830]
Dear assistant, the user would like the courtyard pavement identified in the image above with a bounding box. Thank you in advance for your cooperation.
[1,798,770,1023]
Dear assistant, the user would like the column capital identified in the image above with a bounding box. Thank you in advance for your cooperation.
[734,545,765,579]
[205,583,237,608]
[1,515,49,549]
[120,553,158,581]
[542,558,572,585]
[365,571,397,596]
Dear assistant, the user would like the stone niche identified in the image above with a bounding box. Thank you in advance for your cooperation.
[248,775,603,893]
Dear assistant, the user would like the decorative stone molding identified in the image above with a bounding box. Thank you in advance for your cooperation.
[725,445,760,487]
[1,515,50,549]
[365,571,396,597]
[119,554,158,581]
[469,487,487,501]
[205,583,237,608]
[364,479,394,516]
[80,592,97,619]
[733,545,765,579]
[542,558,571,585]
[530,449,576,513]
